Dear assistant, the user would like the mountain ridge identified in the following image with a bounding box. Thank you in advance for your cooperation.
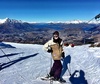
[0,18,100,24]
[0,18,100,44]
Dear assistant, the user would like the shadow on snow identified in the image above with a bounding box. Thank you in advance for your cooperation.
[61,55,88,84]
[0,52,23,58]
[69,70,88,84]
[0,53,39,70]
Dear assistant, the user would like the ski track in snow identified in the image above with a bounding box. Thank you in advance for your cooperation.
[0,42,100,84]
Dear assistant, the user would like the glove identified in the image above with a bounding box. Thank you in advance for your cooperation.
[61,52,65,59]
[47,49,53,53]
[47,47,53,53]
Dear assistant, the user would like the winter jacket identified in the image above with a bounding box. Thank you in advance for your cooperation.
[43,38,64,60]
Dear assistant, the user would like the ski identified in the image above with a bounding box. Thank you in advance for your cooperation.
[41,77,50,81]
[41,77,67,84]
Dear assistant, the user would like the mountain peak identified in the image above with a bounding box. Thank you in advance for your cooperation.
[65,19,83,24]
[0,18,8,24]
[0,18,23,24]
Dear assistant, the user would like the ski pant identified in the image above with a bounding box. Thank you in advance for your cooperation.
[50,60,62,79]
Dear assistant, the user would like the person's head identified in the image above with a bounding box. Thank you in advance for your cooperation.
[53,31,59,40]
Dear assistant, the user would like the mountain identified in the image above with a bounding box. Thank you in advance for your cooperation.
[0,18,7,24]
[0,18,100,44]
[0,18,54,44]
[0,18,34,33]
[0,18,56,33]
[1,18,100,25]
[46,19,100,24]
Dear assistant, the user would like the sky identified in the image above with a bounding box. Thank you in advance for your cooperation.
[0,0,100,22]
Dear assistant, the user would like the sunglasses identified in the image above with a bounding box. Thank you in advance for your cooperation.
[53,35,58,38]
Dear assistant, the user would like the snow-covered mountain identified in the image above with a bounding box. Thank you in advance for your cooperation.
[0,18,35,33]
[0,18,100,24]
[0,18,100,44]
[0,42,100,84]
[0,18,23,24]
[0,18,7,24]
[65,20,83,24]
[65,19,100,24]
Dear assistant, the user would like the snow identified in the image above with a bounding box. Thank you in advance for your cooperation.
[0,42,100,84]
[65,20,83,24]
[0,18,8,24]
[0,18,23,24]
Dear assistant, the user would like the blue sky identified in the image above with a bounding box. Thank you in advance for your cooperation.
[0,0,100,22]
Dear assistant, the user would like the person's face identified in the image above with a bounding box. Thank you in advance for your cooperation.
[53,34,59,40]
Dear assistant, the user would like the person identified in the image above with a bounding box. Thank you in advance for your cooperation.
[43,31,65,82]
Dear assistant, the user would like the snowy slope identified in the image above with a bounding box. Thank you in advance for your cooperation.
[0,42,100,84]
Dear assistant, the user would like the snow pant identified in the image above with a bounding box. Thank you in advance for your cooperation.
[50,60,62,79]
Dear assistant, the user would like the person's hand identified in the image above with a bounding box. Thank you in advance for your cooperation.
[47,49,53,53]
[61,52,65,58]
[47,47,53,53]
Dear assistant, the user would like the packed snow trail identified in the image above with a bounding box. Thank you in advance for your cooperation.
[0,42,100,84]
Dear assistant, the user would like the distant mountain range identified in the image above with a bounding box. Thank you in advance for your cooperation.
[0,18,100,44]
[0,18,100,24]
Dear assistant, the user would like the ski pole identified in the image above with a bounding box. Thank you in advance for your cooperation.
[50,55,53,84]
[68,63,71,76]
[68,67,71,76]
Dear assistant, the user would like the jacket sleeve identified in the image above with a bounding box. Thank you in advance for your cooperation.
[61,40,64,52]
[43,40,51,51]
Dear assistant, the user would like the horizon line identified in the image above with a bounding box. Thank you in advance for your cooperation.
[0,17,100,24]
